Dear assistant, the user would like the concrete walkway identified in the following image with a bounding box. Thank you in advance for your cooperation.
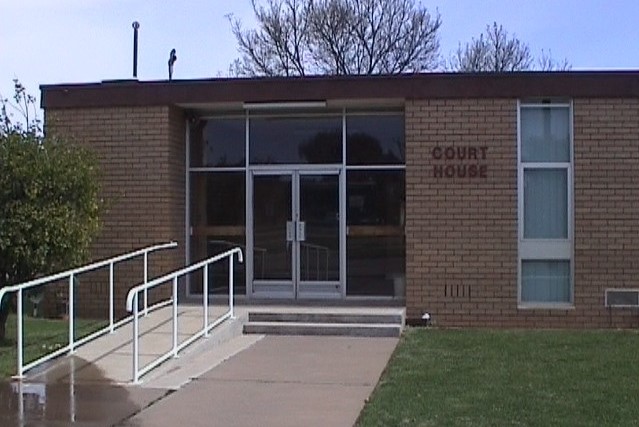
[122,335,399,427]
[2,306,399,426]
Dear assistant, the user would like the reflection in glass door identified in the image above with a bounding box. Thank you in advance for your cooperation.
[298,174,340,297]
[253,174,294,296]
[251,171,341,298]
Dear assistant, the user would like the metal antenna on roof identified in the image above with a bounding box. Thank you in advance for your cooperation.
[168,49,177,81]
[132,21,140,78]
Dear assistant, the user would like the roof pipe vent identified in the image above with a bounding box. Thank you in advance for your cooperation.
[132,21,140,79]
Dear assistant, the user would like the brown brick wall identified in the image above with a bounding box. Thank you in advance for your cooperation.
[573,99,639,328]
[406,98,639,328]
[405,99,519,327]
[45,106,186,319]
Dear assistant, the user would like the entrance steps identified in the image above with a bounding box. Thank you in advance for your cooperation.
[243,307,404,337]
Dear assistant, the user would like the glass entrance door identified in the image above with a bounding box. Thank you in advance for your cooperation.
[297,173,340,297]
[251,170,342,298]
[252,173,294,296]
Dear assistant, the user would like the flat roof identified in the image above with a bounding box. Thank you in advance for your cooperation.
[41,71,639,109]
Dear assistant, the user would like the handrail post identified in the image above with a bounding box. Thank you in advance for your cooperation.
[132,293,139,384]
[17,289,24,378]
[172,277,178,357]
[17,382,24,422]
[143,251,149,316]
[203,264,209,337]
[109,262,114,333]
[68,274,75,354]
[229,254,234,319]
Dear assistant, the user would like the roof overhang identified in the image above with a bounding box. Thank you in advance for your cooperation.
[40,71,639,110]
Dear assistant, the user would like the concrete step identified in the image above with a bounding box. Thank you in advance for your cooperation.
[248,311,403,325]
[243,321,402,337]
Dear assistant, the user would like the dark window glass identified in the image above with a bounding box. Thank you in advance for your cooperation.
[249,116,342,164]
[188,236,246,296]
[299,175,340,281]
[190,172,245,227]
[346,170,405,296]
[347,170,405,226]
[189,172,246,295]
[253,175,293,281]
[347,115,404,165]
[190,118,245,167]
[347,236,405,297]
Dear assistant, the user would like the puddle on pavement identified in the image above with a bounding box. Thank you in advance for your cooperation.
[0,356,166,426]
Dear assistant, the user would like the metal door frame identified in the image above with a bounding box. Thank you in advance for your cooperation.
[248,167,343,299]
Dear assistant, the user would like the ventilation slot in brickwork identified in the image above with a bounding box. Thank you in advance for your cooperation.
[444,284,472,300]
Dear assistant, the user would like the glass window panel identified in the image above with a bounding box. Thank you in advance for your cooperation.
[347,170,405,226]
[347,115,405,165]
[347,236,405,296]
[253,175,292,280]
[188,236,246,296]
[346,170,405,296]
[249,116,342,164]
[522,260,570,303]
[521,107,570,162]
[190,118,245,167]
[207,238,246,295]
[189,172,246,295]
[524,169,567,239]
[190,172,246,226]
[300,175,340,281]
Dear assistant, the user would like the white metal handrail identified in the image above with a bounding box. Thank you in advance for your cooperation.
[0,241,177,379]
[125,247,243,384]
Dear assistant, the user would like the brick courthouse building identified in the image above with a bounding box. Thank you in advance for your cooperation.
[41,72,639,328]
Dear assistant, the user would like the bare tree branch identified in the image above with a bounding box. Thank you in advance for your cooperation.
[450,22,570,72]
[538,49,572,71]
[229,0,310,76]
[229,0,441,76]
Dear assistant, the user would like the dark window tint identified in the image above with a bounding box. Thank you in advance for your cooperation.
[189,172,246,295]
[347,170,405,226]
[190,118,245,167]
[346,236,405,296]
[347,115,404,165]
[346,170,405,297]
[190,172,245,226]
[249,116,342,164]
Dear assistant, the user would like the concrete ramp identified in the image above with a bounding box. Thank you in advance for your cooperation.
[25,305,247,386]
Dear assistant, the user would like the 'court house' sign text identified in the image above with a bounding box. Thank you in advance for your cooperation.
[432,145,488,178]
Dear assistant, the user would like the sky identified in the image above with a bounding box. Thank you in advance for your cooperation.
[1,0,638,113]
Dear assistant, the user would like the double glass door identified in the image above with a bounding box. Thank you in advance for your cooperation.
[252,170,342,298]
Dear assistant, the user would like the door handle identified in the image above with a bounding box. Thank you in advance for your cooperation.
[297,221,306,242]
[286,221,295,242]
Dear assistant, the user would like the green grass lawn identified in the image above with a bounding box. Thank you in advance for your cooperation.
[0,314,107,378]
[358,328,639,427]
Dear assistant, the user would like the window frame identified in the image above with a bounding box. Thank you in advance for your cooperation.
[517,101,574,308]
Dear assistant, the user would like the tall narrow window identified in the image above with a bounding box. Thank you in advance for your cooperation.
[345,113,405,297]
[518,102,573,306]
